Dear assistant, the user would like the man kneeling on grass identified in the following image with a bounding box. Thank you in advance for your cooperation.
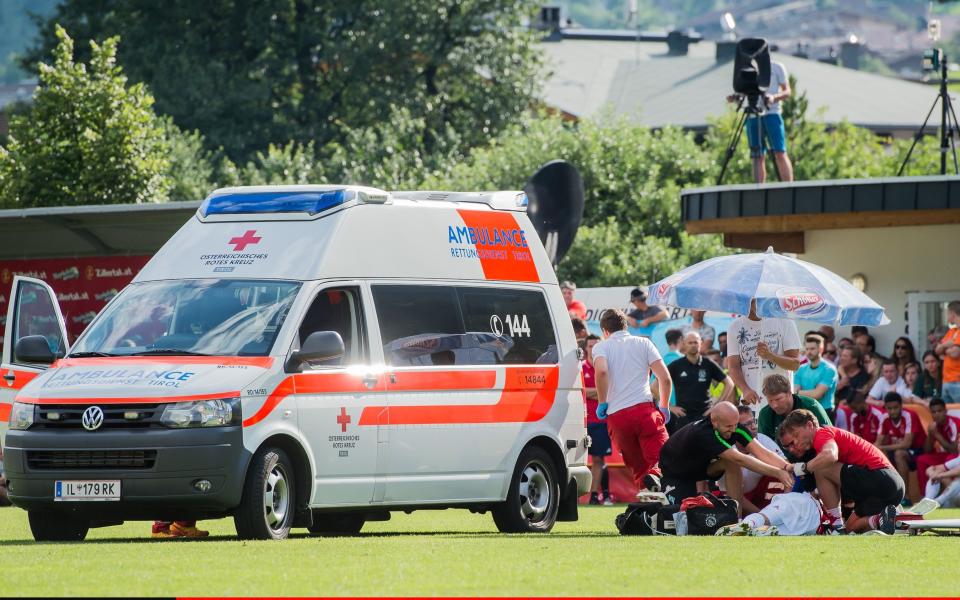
[778,409,902,534]
[660,401,794,514]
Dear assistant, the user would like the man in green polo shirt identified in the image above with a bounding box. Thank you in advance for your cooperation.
[758,374,831,442]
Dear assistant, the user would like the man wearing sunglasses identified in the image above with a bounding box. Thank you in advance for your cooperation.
[779,409,902,534]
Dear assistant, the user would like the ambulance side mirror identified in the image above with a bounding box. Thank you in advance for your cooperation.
[286,331,345,373]
[14,335,57,365]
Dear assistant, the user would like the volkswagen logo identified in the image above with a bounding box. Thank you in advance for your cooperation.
[81,406,105,431]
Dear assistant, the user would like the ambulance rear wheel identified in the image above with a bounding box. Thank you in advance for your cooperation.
[308,514,365,536]
[235,446,295,540]
[492,446,559,533]
[28,510,89,542]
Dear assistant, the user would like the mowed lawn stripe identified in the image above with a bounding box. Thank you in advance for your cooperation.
[0,506,957,597]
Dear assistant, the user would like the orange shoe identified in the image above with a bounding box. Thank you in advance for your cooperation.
[169,522,209,538]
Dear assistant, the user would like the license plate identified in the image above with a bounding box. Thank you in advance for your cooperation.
[54,480,121,501]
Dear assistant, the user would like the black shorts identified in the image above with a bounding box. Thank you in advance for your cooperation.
[841,465,905,517]
[884,448,923,471]
[587,422,612,457]
[663,465,721,506]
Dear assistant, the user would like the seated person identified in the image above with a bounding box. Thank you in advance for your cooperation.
[835,393,884,444]
[757,374,831,444]
[866,360,913,406]
[876,392,926,491]
[915,398,960,493]
[715,492,824,536]
[660,401,793,514]
[913,455,960,513]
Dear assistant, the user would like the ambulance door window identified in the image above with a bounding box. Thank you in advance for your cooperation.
[370,285,465,367]
[11,279,67,365]
[457,287,558,365]
[297,287,366,367]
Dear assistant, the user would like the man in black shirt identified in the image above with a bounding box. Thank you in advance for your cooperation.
[668,331,735,431]
[660,402,793,514]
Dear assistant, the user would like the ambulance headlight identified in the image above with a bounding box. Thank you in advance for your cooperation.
[9,402,35,430]
[160,398,241,428]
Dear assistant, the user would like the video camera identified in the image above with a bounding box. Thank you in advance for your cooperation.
[732,38,772,113]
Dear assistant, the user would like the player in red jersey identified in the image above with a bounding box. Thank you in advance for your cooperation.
[876,392,926,489]
[779,409,903,534]
[916,398,960,492]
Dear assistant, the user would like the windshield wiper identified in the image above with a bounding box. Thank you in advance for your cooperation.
[127,349,213,357]
[67,351,120,358]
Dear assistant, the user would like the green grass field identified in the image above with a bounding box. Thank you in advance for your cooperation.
[0,505,957,597]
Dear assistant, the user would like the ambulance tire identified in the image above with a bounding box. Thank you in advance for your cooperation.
[235,446,295,540]
[308,514,365,536]
[28,510,89,542]
[492,446,559,533]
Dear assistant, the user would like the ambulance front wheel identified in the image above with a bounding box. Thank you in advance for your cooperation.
[492,446,559,533]
[234,446,295,540]
[28,510,89,542]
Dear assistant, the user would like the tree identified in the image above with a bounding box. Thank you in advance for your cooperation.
[24,1,545,163]
[0,26,169,207]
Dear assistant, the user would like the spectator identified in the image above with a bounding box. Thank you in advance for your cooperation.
[851,325,869,339]
[593,309,671,492]
[668,331,735,431]
[561,281,587,320]
[823,341,838,365]
[835,346,871,406]
[681,310,716,350]
[625,288,666,329]
[660,402,792,511]
[836,393,884,444]
[866,360,913,405]
[915,398,960,494]
[582,334,613,506]
[706,348,738,403]
[818,325,836,345]
[915,350,942,402]
[718,331,728,359]
[793,333,839,420]
[928,325,949,353]
[571,317,588,342]
[653,328,684,408]
[936,301,960,403]
[757,374,830,443]
[778,409,902,534]
[914,456,960,512]
[726,299,801,408]
[891,336,918,378]
[903,363,925,406]
[837,336,854,350]
[876,392,926,497]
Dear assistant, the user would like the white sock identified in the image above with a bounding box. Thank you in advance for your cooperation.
[742,513,766,529]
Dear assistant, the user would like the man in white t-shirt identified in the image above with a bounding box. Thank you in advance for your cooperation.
[866,360,914,405]
[593,308,672,492]
[725,299,801,411]
[727,60,794,183]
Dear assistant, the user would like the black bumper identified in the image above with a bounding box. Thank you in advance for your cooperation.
[3,426,250,521]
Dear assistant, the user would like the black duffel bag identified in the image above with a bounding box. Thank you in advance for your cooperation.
[685,493,739,535]
[615,502,681,535]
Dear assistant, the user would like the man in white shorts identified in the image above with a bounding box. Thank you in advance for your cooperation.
[716,492,824,536]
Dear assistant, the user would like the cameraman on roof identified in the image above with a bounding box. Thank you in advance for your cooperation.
[727,60,794,184]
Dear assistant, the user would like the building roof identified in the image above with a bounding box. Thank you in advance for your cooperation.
[541,38,937,133]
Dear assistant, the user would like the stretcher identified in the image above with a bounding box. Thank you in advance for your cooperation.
[904,518,960,535]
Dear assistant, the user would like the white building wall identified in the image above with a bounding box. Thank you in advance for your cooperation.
[800,223,960,355]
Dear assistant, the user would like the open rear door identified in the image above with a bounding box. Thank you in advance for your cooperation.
[1,276,70,426]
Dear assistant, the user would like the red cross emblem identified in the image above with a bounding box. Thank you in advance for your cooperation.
[336,407,351,432]
[229,230,261,251]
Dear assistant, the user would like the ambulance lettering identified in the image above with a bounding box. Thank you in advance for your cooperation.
[448,210,540,282]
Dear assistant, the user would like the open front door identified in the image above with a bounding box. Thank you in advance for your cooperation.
[0,276,70,428]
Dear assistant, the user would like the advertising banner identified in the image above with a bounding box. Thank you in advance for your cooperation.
[0,256,151,345]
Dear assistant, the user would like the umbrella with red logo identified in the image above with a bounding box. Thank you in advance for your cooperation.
[646,247,888,326]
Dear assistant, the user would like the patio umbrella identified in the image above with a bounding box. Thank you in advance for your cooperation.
[646,247,889,326]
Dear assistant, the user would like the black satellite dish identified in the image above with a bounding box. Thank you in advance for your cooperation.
[523,160,584,266]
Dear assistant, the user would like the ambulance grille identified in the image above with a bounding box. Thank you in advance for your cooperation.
[34,404,164,429]
[27,450,158,470]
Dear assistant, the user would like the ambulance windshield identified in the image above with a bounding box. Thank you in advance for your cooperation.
[70,279,300,357]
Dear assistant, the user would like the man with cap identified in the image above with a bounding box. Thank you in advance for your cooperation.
[560,281,587,320]
[626,288,666,329]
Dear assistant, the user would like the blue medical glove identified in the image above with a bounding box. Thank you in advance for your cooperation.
[596,402,608,420]
[659,406,671,425]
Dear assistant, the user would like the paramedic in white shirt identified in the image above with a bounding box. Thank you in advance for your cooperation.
[593,308,672,493]
[726,299,801,410]
[727,60,794,183]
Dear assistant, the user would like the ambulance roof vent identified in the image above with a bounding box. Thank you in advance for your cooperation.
[198,185,390,219]
[390,190,528,211]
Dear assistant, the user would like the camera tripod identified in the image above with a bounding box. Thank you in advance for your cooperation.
[717,94,779,184]
[898,50,960,176]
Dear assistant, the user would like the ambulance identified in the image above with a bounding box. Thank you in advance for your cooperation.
[1,185,591,541]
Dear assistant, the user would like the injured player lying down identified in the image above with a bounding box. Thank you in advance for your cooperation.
[716,492,825,536]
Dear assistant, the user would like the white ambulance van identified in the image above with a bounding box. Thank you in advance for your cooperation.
[1,185,590,541]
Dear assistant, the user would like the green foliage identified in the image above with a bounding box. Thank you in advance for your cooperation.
[0,26,169,207]
[160,118,240,201]
[24,1,545,163]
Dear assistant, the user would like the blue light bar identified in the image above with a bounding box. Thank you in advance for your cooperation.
[200,190,348,217]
